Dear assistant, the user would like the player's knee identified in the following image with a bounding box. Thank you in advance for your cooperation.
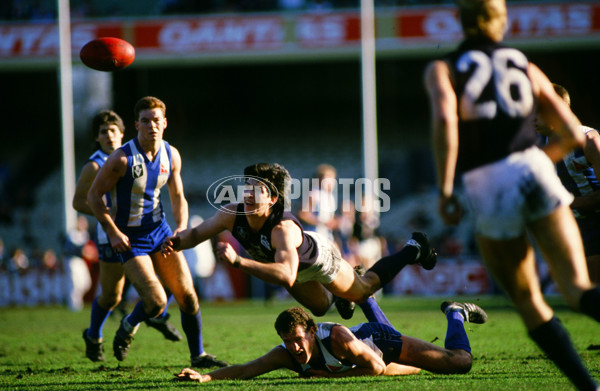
[308,303,330,317]
[179,291,199,314]
[451,352,473,374]
[98,291,121,309]
[144,292,168,317]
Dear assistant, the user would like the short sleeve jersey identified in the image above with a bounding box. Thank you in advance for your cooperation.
[111,138,172,229]
[444,38,539,173]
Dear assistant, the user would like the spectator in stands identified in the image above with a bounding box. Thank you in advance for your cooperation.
[63,215,93,311]
[297,163,339,242]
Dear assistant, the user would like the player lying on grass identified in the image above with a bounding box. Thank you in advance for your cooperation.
[162,162,437,320]
[174,298,487,382]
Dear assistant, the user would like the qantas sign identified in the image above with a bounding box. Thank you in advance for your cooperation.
[0,3,598,60]
[398,3,599,41]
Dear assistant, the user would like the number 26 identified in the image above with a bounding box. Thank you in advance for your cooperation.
[458,48,533,120]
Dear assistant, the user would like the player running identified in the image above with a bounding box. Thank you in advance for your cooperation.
[87,97,227,368]
[73,110,182,362]
[425,0,600,389]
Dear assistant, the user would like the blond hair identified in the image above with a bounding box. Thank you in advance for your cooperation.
[457,0,507,42]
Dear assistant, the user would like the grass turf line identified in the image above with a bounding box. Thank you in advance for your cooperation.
[0,296,598,390]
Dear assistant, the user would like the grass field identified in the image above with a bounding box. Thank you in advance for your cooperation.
[1,296,598,390]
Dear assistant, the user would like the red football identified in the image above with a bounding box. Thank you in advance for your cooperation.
[79,37,135,72]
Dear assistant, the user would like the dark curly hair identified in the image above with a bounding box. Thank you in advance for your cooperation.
[91,110,124,152]
[274,307,316,336]
[243,163,291,214]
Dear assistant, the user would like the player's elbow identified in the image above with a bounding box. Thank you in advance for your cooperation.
[371,362,387,376]
[281,275,296,289]
[72,198,84,213]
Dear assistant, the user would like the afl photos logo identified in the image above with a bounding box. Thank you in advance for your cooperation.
[206,175,279,215]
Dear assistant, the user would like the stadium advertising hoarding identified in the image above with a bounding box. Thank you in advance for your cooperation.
[0,2,599,67]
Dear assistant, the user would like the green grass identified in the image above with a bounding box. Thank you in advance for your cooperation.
[1,296,598,390]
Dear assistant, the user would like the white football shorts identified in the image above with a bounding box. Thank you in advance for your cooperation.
[462,146,573,240]
[296,231,342,284]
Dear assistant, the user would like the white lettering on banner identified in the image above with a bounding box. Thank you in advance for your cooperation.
[510,5,591,37]
[296,15,346,45]
[157,18,284,51]
[418,4,592,40]
[422,10,461,42]
[0,24,96,56]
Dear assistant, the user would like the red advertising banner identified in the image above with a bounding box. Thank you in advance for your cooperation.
[133,16,285,52]
[295,13,361,47]
[0,3,598,65]
[0,22,123,58]
[397,3,600,42]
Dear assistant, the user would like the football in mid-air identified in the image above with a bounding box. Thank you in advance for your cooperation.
[79,37,135,72]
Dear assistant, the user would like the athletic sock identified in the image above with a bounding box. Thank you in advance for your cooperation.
[126,301,149,332]
[88,298,111,340]
[529,317,598,391]
[181,308,203,358]
[366,245,419,287]
[579,287,600,322]
[358,297,393,327]
[444,310,471,353]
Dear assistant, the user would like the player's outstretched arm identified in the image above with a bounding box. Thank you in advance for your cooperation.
[383,363,421,376]
[174,346,294,382]
[161,204,237,255]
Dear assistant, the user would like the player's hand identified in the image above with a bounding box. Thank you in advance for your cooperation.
[161,236,181,257]
[109,231,131,254]
[173,368,206,382]
[438,194,464,226]
[215,242,237,266]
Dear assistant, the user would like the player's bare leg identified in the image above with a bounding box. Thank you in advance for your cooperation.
[529,206,593,309]
[111,256,167,361]
[96,262,126,310]
[152,251,229,368]
[477,226,598,390]
[152,251,198,315]
[287,281,334,317]
[477,235,552,329]
[83,262,126,362]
